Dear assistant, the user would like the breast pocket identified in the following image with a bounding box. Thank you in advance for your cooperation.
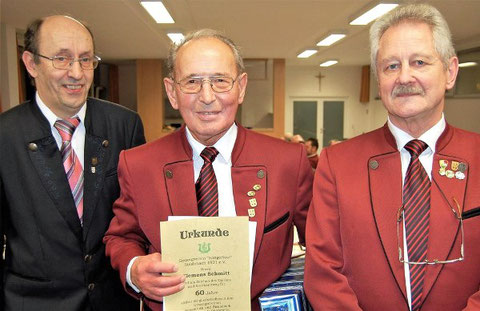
[462,207,480,220]
[264,211,290,234]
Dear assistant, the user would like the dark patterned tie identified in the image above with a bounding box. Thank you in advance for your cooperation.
[54,118,84,224]
[403,139,430,311]
[196,147,219,216]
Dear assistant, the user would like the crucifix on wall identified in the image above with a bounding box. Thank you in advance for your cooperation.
[315,71,325,91]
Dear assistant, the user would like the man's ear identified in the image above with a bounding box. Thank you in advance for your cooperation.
[236,72,248,105]
[445,56,459,91]
[164,77,178,110]
[22,51,39,78]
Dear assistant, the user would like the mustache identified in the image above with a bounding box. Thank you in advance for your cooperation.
[392,85,425,97]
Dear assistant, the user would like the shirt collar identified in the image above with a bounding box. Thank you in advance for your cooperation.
[36,92,87,127]
[185,123,237,163]
[387,114,445,154]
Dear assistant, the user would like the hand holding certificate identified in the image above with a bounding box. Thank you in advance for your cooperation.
[161,217,251,311]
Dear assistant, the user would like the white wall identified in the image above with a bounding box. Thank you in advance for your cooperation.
[285,65,372,143]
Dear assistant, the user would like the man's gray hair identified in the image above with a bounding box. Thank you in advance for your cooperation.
[166,29,245,78]
[369,3,455,77]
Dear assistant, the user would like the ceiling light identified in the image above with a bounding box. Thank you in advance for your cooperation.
[320,60,338,67]
[140,1,175,23]
[167,32,185,44]
[350,3,399,25]
[297,49,318,58]
[458,61,478,68]
[316,34,346,46]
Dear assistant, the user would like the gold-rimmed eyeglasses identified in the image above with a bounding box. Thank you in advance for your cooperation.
[173,75,240,94]
[396,197,464,265]
[34,53,101,70]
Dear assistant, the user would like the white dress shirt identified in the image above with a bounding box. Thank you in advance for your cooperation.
[36,92,87,168]
[388,115,446,310]
[126,123,239,292]
[186,124,237,216]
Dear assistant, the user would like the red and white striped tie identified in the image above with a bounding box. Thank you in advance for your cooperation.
[196,147,219,217]
[54,118,84,224]
[404,139,430,311]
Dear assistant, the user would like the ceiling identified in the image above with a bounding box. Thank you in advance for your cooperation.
[2,0,480,66]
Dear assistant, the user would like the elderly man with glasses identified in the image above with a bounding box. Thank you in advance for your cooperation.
[104,29,313,311]
[0,15,145,310]
[304,3,480,311]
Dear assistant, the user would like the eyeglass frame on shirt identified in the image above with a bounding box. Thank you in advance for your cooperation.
[396,196,464,265]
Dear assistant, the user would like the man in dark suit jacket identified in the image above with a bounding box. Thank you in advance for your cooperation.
[0,15,145,310]
[304,4,480,310]
[104,29,313,310]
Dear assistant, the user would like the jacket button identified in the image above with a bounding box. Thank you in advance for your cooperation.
[84,254,92,263]
[165,170,173,179]
[28,143,38,151]
[88,283,95,291]
[102,140,109,148]
[369,160,379,170]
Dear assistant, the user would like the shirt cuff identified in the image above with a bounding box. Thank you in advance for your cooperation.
[126,256,141,293]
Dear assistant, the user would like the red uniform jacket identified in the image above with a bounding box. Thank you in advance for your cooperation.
[104,124,313,310]
[305,123,480,310]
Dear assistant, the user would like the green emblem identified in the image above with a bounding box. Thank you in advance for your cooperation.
[198,242,211,254]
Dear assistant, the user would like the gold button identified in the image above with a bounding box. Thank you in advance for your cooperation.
[165,170,173,179]
[253,184,261,191]
[91,157,98,166]
[102,140,109,148]
[28,143,38,151]
[257,169,265,179]
[247,191,255,197]
[369,160,379,170]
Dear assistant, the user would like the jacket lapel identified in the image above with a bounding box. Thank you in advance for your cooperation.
[164,160,199,216]
[81,101,109,238]
[229,125,266,263]
[25,101,83,240]
[369,125,408,299]
[231,166,267,264]
[164,128,199,216]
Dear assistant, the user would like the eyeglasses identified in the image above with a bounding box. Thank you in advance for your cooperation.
[173,75,240,94]
[34,53,101,70]
[396,197,464,265]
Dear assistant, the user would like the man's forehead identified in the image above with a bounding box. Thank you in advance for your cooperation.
[38,17,93,52]
[175,37,237,75]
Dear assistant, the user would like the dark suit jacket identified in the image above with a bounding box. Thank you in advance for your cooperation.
[0,98,145,311]
[104,124,313,311]
[304,123,480,310]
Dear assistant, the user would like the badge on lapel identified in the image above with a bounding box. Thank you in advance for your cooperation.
[439,160,466,180]
[246,183,262,218]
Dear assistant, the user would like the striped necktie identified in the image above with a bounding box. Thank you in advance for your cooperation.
[403,139,430,311]
[196,147,219,216]
[54,118,84,225]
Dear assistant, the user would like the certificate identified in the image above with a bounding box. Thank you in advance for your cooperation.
[161,217,251,311]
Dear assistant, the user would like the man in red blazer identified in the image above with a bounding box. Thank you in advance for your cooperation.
[104,29,313,310]
[305,3,480,311]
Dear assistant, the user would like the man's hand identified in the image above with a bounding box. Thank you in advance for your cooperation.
[131,253,185,301]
